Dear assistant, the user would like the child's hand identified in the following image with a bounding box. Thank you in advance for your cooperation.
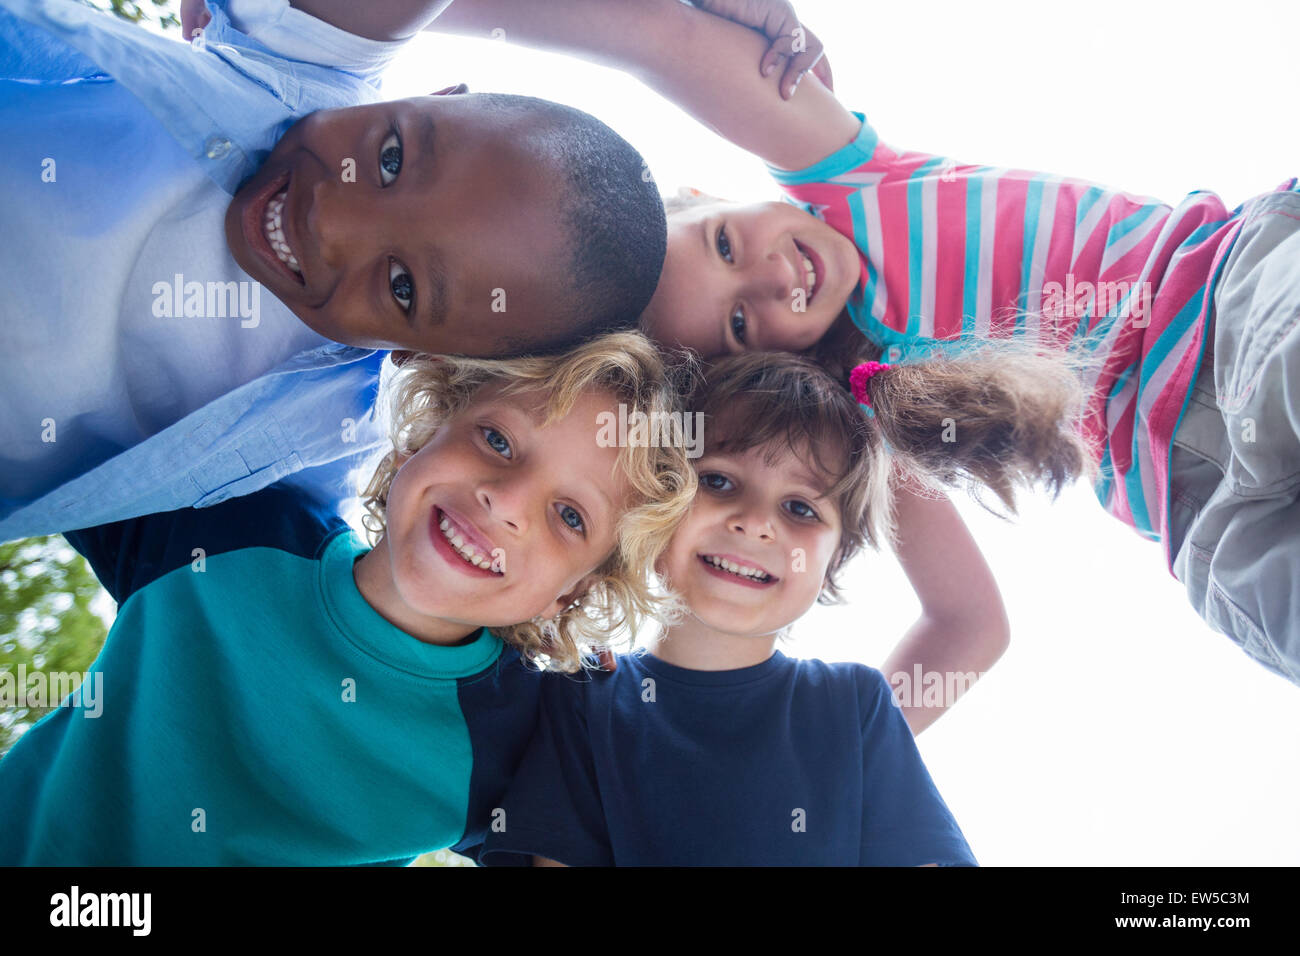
[180,0,211,40]
[691,0,833,98]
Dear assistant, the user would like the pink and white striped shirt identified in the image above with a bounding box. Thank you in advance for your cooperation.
[771,114,1295,566]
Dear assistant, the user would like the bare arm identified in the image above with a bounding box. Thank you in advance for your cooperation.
[882,478,1010,735]
[187,0,856,169]
[532,855,567,867]
[425,0,861,170]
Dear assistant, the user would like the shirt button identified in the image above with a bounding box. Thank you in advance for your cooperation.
[886,345,903,362]
[204,136,232,160]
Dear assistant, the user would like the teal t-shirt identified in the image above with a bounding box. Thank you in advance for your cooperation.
[0,485,543,865]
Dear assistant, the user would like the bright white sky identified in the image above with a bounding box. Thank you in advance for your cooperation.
[379,0,1300,866]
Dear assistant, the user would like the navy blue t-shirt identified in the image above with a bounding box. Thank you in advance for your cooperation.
[481,649,977,866]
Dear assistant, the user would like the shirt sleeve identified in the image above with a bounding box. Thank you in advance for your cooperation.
[857,668,978,867]
[479,672,615,867]
[63,482,337,606]
[768,111,1188,353]
[218,0,408,83]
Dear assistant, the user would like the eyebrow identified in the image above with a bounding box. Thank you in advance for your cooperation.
[581,475,615,527]
[417,113,450,327]
[790,468,838,500]
[699,220,728,356]
[566,476,614,542]
[425,256,450,328]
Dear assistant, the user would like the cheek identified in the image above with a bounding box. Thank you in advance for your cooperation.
[790,528,839,574]
[659,540,692,588]
[830,232,860,292]
[811,536,842,582]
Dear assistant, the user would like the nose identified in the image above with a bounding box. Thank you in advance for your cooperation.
[727,501,776,542]
[307,176,385,269]
[743,249,797,302]
[476,477,533,536]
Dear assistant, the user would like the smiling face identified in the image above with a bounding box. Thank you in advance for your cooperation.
[354,383,632,643]
[225,93,578,355]
[641,200,860,358]
[657,439,845,641]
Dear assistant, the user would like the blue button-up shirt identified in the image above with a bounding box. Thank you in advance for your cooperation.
[0,0,397,540]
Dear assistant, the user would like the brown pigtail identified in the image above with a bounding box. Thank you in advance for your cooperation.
[809,315,1097,511]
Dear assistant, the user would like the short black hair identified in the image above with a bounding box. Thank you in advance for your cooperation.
[471,93,667,354]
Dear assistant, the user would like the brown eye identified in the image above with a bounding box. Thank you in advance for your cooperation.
[700,472,733,492]
[389,259,413,311]
[379,130,402,185]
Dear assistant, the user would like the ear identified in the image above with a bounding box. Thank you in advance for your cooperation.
[429,83,469,96]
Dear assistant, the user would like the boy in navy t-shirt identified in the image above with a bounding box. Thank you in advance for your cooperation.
[483,353,1007,866]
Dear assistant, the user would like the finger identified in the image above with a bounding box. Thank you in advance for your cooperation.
[780,56,816,99]
[781,53,823,99]
[760,44,788,78]
[812,54,834,91]
[180,0,209,39]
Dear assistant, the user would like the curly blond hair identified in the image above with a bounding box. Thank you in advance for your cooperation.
[359,332,697,672]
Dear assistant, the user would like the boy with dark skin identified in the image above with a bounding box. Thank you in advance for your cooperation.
[0,0,664,539]
[225,89,634,356]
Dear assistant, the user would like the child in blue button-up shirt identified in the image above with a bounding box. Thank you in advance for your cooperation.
[0,0,667,540]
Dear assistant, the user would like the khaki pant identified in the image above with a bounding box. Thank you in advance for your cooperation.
[1169,189,1300,684]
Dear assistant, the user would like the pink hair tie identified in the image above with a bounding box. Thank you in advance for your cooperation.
[849,360,892,408]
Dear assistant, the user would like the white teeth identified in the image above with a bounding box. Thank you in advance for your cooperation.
[262,188,302,276]
[439,514,501,573]
[704,555,770,581]
[800,252,816,296]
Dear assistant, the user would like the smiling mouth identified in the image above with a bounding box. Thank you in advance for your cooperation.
[794,240,818,304]
[699,553,776,584]
[437,509,502,574]
[262,186,303,280]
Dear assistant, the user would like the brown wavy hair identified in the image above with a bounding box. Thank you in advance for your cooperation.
[810,311,1096,511]
[686,352,893,603]
[360,332,697,672]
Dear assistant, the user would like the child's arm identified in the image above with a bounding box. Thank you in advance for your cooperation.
[186,1,852,167]
[882,476,1010,736]
[424,0,860,171]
